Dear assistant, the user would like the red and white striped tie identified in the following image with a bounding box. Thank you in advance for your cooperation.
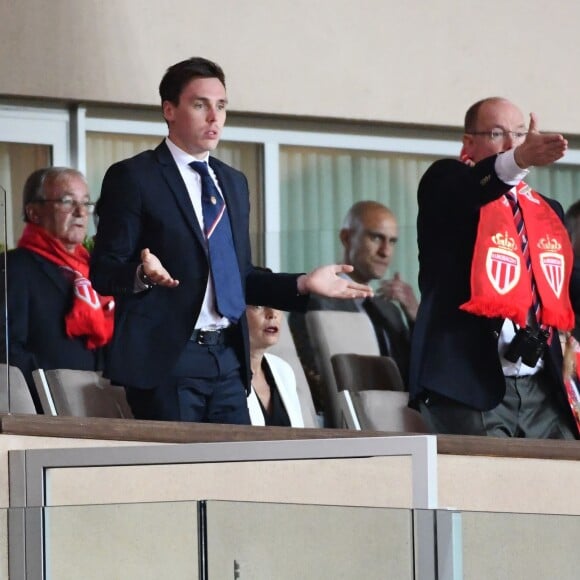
[505,190,551,340]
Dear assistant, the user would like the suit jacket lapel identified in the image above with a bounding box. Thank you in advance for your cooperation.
[154,142,206,250]
[371,297,410,338]
[30,252,71,295]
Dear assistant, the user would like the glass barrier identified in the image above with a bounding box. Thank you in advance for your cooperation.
[42,501,199,580]
[204,500,414,580]
[9,501,414,580]
[7,501,580,579]
[457,510,580,580]
[1,506,9,580]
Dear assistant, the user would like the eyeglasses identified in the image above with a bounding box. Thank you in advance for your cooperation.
[34,197,96,214]
[468,129,528,142]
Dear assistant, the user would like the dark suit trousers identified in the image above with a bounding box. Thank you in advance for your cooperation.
[125,340,251,424]
[418,371,576,439]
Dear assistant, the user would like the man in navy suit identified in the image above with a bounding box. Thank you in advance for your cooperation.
[90,57,370,424]
[410,97,580,438]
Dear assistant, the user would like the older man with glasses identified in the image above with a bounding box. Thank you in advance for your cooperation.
[0,167,114,411]
[410,96,580,439]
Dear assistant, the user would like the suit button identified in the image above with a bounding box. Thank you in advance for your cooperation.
[493,331,499,338]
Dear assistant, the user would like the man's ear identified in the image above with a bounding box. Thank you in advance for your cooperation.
[339,227,350,249]
[25,203,40,224]
[162,100,175,124]
[462,133,474,157]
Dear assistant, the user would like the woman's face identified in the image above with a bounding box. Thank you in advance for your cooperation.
[246,305,281,351]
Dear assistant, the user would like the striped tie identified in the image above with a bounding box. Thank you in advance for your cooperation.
[505,191,548,336]
[190,161,246,322]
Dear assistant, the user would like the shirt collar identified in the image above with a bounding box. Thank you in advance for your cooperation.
[165,137,210,167]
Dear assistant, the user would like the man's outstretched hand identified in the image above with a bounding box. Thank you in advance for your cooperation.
[297,264,373,299]
[141,248,179,288]
[514,113,567,169]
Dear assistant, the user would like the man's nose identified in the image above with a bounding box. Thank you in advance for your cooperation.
[378,242,392,257]
[73,201,87,215]
[206,106,217,121]
[503,132,517,149]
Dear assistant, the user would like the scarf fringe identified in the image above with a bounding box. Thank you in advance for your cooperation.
[542,308,575,332]
[460,299,528,328]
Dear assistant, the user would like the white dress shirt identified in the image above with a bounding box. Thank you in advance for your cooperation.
[165,137,230,329]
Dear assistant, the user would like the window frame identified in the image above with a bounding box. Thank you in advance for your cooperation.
[4,103,578,273]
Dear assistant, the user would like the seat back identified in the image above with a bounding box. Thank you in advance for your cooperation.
[0,364,37,414]
[32,368,57,416]
[33,369,133,418]
[269,313,318,427]
[340,389,429,433]
[331,353,405,393]
[305,310,379,427]
[354,390,429,432]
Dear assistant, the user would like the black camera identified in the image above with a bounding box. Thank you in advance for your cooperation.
[504,327,549,367]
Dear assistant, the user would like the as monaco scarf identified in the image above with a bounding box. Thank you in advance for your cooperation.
[18,224,114,349]
[563,334,580,434]
[460,182,574,330]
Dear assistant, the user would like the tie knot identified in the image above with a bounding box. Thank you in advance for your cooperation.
[189,160,210,178]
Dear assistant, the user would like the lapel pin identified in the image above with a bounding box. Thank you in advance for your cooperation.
[210,195,217,205]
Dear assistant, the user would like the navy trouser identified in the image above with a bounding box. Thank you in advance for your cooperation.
[125,340,251,425]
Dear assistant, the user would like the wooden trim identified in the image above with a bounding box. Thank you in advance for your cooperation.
[1,414,580,461]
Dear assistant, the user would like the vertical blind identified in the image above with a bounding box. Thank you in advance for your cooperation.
[527,164,580,214]
[0,143,51,248]
[279,147,580,294]
[0,129,576,292]
[279,145,438,292]
[86,133,263,262]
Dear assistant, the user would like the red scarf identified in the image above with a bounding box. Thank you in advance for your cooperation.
[18,224,114,349]
[460,182,574,330]
[563,334,580,434]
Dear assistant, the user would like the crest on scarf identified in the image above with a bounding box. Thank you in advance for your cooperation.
[486,232,521,295]
[73,276,101,310]
[538,235,565,298]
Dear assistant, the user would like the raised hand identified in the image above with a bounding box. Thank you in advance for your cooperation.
[377,272,419,321]
[297,264,373,299]
[141,248,179,287]
[514,113,567,168]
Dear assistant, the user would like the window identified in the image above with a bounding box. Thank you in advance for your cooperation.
[0,105,69,248]
[279,145,438,289]
[1,102,579,295]
[85,130,263,262]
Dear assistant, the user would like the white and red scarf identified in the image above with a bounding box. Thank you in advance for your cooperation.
[457,147,574,331]
[18,224,114,349]
[459,181,574,330]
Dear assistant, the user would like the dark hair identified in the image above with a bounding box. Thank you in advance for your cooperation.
[464,97,505,132]
[159,57,226,106]
[22,166,86,223]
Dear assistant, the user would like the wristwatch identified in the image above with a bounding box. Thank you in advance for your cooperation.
[137,264,156,289]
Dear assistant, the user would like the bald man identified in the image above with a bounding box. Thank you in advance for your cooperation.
[411,96,579,439]
[290,201,417,416]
